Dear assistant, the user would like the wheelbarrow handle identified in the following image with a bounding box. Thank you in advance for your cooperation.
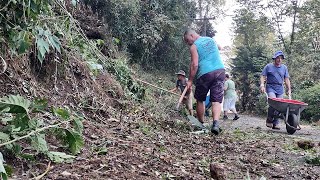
[176,87,188,110]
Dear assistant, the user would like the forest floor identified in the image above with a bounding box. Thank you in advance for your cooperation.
[12,112,319,180]
[3,59,319,180]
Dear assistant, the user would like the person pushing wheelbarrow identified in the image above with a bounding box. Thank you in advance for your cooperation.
[260,50,292,130]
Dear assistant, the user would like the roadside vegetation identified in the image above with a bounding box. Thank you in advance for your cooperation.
[232,0,320,122]
[0,0,319,179]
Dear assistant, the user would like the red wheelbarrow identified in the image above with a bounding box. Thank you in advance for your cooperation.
[268,97,308,134]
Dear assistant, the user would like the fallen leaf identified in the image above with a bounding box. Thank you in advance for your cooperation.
[61,171,72,177]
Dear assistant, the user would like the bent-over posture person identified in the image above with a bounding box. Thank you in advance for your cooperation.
[183,29,225,135]
[170,70,193,116]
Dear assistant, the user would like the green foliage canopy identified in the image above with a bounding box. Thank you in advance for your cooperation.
[0,0,62,63]
[232,0,320,120]
[232,9,273,111]
[82,0,197,72]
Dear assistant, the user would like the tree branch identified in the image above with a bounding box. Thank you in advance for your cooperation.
[0,0,12,12]
[290,0,299,48]
[0,121,70,147]
[267,1,290,53]
[34,161,51,180]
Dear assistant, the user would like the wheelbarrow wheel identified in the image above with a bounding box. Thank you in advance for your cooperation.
[286,114,298,134]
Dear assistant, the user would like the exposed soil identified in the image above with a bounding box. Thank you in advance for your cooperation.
[1,19,319,179]
[9,111,320,180]
[220,114,320,142]
[1,56,319,179]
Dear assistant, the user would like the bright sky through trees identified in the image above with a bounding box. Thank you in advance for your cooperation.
[214,0,304,47]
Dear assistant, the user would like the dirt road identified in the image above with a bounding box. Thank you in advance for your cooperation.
[219,114,320,142]
[12,112,320,180]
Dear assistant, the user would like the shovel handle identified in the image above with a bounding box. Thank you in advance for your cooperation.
[176,87,188,110]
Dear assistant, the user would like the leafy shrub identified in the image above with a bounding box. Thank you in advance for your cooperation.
[0,95,84,179]
[105,58,145,100]
[254,93,268,115]
[82,0,195,73]
[0,0,62,63]
[297,80,315,90]
[295,83,320,121]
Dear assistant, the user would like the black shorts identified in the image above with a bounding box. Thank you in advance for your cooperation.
[194,69,225,103]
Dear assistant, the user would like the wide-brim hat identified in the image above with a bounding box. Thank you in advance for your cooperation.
[175,70,186,76]
[272,50,285,59]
